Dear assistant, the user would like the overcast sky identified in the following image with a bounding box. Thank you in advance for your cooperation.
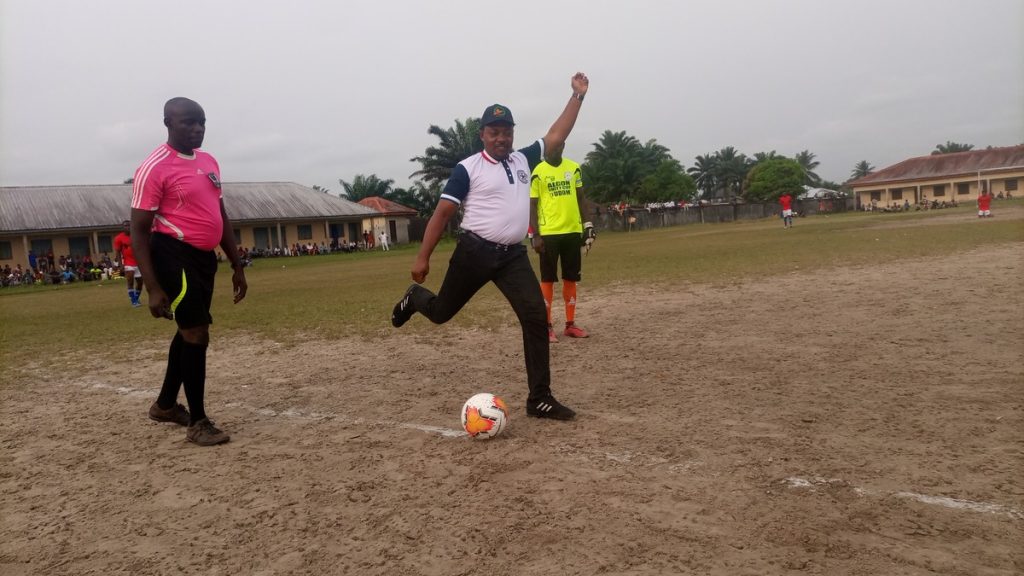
[2,0,1022,192]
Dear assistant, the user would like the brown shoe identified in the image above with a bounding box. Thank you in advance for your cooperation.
[149,402,190,426]
[186,418,230,446]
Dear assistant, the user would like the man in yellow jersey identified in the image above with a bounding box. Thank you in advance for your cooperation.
[529,141,595,343]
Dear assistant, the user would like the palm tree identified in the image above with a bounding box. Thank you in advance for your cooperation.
[932,141,974,155]
[752,150,781,164]
[794,150,821,186]
[711,146,750,200]
[338,174,394,201]
[639,138,671,166]
[849,160,874,181]
[388,181,440,217]
[410,118,482,186]
[687,154,718,199]
[582,130,645,202]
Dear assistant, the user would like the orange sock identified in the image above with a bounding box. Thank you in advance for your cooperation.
[563,281,577,325]
[540,282,554,325]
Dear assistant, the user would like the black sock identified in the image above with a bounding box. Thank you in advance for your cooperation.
[155,332,184,409]
[180,341,209,425]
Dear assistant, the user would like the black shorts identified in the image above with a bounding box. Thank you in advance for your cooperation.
[539,232,583,282]
[151,233,217,329]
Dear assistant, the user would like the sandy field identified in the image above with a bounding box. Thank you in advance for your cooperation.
[2,224,1022,574]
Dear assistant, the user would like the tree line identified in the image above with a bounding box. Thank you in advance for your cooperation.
[322,117,988,210]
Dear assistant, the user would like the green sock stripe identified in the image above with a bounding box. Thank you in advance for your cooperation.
[170,270,187,313]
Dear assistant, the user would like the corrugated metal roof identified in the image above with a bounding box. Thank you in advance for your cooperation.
[0,182,377,233]
[848,145,1024,188]
[357,196,418,216]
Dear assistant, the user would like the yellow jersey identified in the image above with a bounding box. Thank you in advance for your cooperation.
[530,158,584,235]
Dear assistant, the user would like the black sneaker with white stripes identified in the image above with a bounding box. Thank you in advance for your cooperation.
[526,397,576,420]
[391,285,418,328]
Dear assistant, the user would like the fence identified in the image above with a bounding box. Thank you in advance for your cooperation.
[593,197,855,232]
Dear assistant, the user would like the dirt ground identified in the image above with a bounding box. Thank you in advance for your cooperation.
[2,224,1022,575]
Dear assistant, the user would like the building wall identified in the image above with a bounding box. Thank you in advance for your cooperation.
[855,173,1022,208]
[0,236,27,269]
[233,221,362,252]
[360,216,412,245]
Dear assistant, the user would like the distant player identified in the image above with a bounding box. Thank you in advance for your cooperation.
[977,189,993,218]
[529,142,594,342]
[779,192,794,228]
[113,220,143,307]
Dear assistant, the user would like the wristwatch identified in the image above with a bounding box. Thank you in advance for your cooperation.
[573,92,585,102]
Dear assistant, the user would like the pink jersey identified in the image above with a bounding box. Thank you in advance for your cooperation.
[131,143,224,251]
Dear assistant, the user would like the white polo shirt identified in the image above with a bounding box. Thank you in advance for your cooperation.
[441,140,544,245]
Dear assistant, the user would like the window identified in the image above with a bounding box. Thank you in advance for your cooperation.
[870,191,881,201]
[97,235,112,254]
[891,189,903,200]
[233,228,241,245]
[297,224,313,240]
[30,239,53,256]
[0,241,11,260]
[1006,179,1018,192]
[68,236,90,257]
[957,183,971,195]
[932,184,946,197]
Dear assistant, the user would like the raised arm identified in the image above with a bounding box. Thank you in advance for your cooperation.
[541,72,590,152]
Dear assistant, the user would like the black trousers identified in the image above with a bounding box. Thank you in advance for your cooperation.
[410,231,552,403]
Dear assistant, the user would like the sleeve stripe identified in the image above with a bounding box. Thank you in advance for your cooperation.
[439,194,462,205]
[131,147,170,208]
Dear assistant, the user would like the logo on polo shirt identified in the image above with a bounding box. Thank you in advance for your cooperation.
[517,170,528,184]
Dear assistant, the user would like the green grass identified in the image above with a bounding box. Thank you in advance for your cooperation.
[2,202,1021,376]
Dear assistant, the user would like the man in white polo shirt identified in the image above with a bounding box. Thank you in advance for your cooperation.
[391,72,590,421]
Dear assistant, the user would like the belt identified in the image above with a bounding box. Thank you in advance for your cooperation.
[459,229,519,252]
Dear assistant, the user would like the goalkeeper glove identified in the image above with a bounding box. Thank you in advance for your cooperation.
[583,222,596,252]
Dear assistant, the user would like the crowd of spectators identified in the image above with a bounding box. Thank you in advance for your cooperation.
[2,252,118,288]
[229,239,370,266]
[7,234,393,288]
[864,198,960,212]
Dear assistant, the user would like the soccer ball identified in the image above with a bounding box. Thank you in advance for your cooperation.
[461,393,509,440]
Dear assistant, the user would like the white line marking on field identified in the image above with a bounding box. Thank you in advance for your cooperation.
[73,379,1023,519]
[784,476,1023,520]
[893,492,1023,519]
[79,380,467,437]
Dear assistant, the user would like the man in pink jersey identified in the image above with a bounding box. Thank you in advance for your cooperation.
[131,97,247,446]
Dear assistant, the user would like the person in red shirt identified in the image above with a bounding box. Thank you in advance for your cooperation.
[977,190,993,218]
[113,220,143,307]
[779,192,794,228]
